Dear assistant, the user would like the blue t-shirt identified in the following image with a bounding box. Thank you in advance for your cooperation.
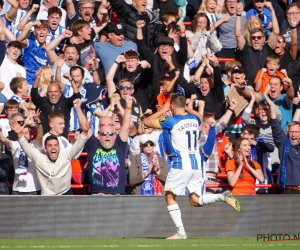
[86,135,128,194]
[246,8,272,33]
[23,39,49,85]
[261,93,293,131]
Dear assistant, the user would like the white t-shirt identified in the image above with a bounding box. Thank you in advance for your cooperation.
[0,56,26,99]
[0,118,11,138]
[10,140,41,192]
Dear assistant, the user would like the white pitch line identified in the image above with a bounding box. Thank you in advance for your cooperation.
[1,244,300,248]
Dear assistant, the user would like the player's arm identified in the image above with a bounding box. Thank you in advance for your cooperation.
[144,102,171,129]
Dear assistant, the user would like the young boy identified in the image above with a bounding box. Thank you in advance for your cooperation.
[254,55,285,93]
[0,99,19,137]
[9,77,35,115]
[157,72,180,107]
[246,0,272,35]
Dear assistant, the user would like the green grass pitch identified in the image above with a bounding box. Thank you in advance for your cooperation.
[1,237,300,250]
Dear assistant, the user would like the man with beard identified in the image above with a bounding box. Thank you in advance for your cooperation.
[17,20,50,86]
[235,1,279,87]
[46,30,94,88]
[85,95,134,195]
[31,68,81,138]
[11,101,90,195]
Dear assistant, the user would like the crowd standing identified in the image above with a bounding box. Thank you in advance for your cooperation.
[0,0,300,238]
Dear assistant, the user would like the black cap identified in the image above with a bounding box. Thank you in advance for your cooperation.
[108,23,125,35]
[156,36,174,47]
[231,66,245,74]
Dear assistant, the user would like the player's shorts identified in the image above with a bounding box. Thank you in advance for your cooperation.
[164,168,205,196]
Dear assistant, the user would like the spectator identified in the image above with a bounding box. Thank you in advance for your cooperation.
[275,34,295,70]
[35,66,53,97]
[129,134,168,195]
[0,112,41,195]
[0,99,19,137]
[280,2,300,52]
[9,77,35,115]
[0,143,10,195]
[109,0,156,49]
[109,52,152,112]
[254,55,285,93]
[85,95,134,195]
[235,1,279,87]
[246,0,272,35]
[157,71,180,107]
[242,16,263,45]
[46,31,94,88]
[186,13,222,65]
[17,20,50,86]
[0,40,26,100]
[31,69,81,138]
[225,137,264,195]
[94,23,138,75]
[269,97,300,193]
[36,0,67,28]
[136,20,187,98]
[11,104,90,195]
[216,0,246,58]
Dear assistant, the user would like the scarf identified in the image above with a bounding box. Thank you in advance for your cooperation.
[140,153,163,195]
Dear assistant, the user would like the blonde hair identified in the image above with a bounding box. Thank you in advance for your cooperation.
[198,0,220,17]
[37,66,52,88]
[243,16,263,45]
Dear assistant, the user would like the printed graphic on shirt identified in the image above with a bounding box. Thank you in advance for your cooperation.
[92,148,120,188]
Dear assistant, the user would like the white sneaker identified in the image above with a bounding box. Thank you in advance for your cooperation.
[166,233,187,240]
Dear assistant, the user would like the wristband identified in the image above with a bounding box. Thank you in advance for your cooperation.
[180,30,186,35]
[36,122,42,125]
[291,26,297,29]
[109,109,114,112]
[70,78,74,82]
[200,65,205,67]
[228,107,234,112]
[236,14,241,16]
[114,61,120,64]
[126,106,132,110]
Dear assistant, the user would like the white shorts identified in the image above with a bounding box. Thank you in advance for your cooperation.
[164,168,205,196]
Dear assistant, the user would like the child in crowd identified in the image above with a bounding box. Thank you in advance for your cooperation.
[246,0,272,35]
[9,77,35,115]
[0,100,19,137]
[254,55,285,93]
[35,66,53,97]
[157,72,180,108]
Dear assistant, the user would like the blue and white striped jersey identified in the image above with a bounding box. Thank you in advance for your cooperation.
[158,114,201,170]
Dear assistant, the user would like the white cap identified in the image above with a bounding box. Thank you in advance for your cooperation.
[140,134,155,144]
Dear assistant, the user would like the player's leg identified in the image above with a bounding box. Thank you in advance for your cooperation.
[164,169,188,239]
[187,170,240,211]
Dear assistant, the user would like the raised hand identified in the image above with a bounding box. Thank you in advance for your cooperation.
[73,98,82,109]
[139,60,150,69]
[207,116,216,127]
[62,29,73,39]
[31,4,39,12]
[136,20,145,29]
[115,54,126,64]
[56,54,65,68]
[236,2,243,14]
[124,95,136,107]
[229,98,238,110]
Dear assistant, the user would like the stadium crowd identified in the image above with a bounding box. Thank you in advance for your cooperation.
[0,0,300,199]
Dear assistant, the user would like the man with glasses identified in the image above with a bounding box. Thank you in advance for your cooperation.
[280,2,300,52]
[269,99,300,193]
[85,95,134,195]
[235,1,279,86]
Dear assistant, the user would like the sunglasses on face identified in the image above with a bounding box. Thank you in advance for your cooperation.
[98,131,116,136]
[277,39,283,43]
[142,141,155,147]
[251,36,263,40]
[120,86,132,90]
[17,120,25,126]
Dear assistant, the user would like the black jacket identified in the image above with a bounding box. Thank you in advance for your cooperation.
[31,87,81,138]
[110,0,156,50]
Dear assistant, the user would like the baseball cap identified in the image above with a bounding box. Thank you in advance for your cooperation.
[231,66,245,74]
[140,134,155,145]
[156,36,174,47]
[108,23,125,35]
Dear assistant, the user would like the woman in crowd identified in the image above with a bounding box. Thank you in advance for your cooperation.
[243,16,263,45]
[36,66,53,97]
[129,134,168,195]
[216,0,246,58]
[225,137,264,195]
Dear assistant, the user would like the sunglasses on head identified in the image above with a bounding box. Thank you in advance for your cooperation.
[98,131,116,136]
[142,141,155,147]
[17,120,24,126]
[120,86,132,90]
[251,35,263,40]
